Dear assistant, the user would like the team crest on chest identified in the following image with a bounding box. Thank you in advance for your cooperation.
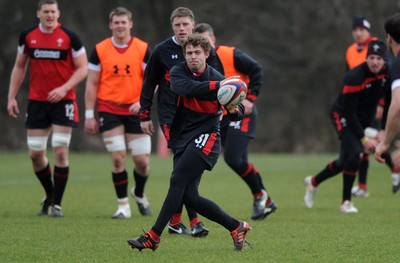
[56,38,64,47]
[382,78,387,87]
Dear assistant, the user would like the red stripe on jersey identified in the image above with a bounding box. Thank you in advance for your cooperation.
[202,133,217,156]
[210,81,217,90]
[183,98,219,113]
[343,84,364,94]
[342,75,387,94]
[164,70,171,84]
[247,92,257,102]
[240,116,250,133]
[333,111,342,132]
[162,124,170,141]
[378,98,385,107]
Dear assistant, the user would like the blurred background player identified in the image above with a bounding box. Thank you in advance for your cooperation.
[139,7,224,236]
[375,13,400,193]
[85,7,152,219]
[345,16,377,71]
[195,23,277,220]
[304,40,389,213]
[7,0,88,217]
[345,16,398,197]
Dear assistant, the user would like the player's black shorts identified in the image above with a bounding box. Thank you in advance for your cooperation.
[26,100,78,129]
[178,132,221,171]
[99,112,143,134]
[220,106,257,140]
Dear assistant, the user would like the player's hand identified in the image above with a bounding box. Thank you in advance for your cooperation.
[7,99,19,118]
[363,137,377,152]
[84,118,98,135]
[376,130,385,142]
[220,76,241,87]
[227,105,240,113]
[141,120,154,136]
[241,99,253,115]
[129,102,141,116]
[375,141,389,163]
[48,86,68,103]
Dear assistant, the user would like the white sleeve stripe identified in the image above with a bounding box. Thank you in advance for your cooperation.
[17,45,24,54]
[392,79,400,90]
[72,47,86,57]
[88,63,101,72]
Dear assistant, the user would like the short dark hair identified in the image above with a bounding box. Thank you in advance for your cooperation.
[37,0,58,11]
[194,23,214,36]
[385,13,400,43]
[170,7,194,23]
[182,33,211,55]
[109,7,132,22]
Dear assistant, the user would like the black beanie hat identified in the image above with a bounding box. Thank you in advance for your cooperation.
[352,16,371,30]
[367,40,387,58]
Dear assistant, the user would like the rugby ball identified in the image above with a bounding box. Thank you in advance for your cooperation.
[217,79,247,109]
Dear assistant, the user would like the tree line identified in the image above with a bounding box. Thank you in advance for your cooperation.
[0,0,398,152]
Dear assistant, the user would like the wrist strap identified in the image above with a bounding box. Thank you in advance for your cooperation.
[85,109,94,119]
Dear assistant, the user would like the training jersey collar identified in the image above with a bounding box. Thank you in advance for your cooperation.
[39,23,60,33]
[172,36,182,46]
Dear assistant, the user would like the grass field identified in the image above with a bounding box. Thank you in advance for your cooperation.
[1,152,400,262]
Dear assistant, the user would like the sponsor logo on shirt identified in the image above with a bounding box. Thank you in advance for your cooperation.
[33,49,61,59]
[29,48,68,60]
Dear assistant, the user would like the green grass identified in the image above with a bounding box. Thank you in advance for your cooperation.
[1,152,400,262]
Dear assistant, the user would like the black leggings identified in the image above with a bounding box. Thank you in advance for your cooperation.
[152,149,237,236]
[223,134,249,175]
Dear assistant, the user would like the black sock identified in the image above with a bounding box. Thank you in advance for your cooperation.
[240,163,262,195]
[185,204,198,221]
[255,171,266,190]
[358,154,369,185]
[384,153,394,171]
[133,170,148,197]
[53,166,69,206]
[343,172,356,201]
[315,160,341,185]
[35,163,54,201]
[112,170,128,199]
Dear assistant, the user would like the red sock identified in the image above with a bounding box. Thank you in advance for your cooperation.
[358,183,367,190]
[170,213,182,225]
[190,217,200,228]
[148,229,160,242]
[253,191,263,199]
[231,221,241,233]
[311,177,318,187]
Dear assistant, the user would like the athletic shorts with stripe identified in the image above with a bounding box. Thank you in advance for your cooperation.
[26,99,78,129]
[99,112,144,134]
